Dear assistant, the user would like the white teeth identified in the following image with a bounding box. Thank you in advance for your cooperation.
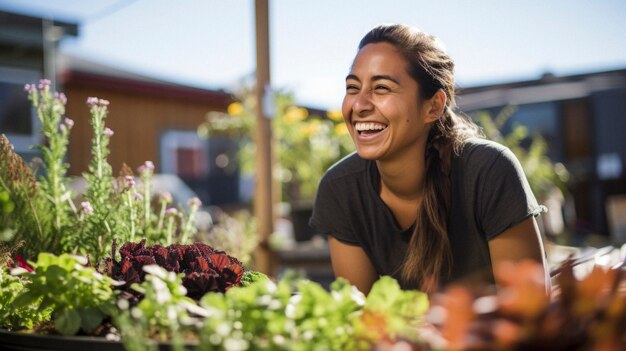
[354,122,387,131]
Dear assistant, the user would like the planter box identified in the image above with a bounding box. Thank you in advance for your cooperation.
[0,328,195,351]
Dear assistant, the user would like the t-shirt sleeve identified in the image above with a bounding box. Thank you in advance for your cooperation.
[308,174,360,244]
[477,146,545,240]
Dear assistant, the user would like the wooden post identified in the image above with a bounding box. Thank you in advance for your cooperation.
[253,0,274,275]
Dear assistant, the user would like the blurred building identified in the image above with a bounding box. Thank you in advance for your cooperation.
[59,55,238,207]
[0,9,239,207]
[0,10,77,160]
[457,69,626,243]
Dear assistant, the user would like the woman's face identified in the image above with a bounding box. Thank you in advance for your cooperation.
[342,42,437,162]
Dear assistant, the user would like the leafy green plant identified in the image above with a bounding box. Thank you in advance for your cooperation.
[197,274,429,350]
[115,265,200,351]
[354,276,429,348]
[113,266,269,351]
[0,266,52,331]
[11,253,118,335]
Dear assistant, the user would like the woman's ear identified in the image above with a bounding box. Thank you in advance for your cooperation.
[424,89,446,123]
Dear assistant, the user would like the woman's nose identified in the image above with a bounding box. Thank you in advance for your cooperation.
[352,91,374,116]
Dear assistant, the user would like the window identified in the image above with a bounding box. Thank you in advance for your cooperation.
[160,130,209,178]
[0,66,41,152]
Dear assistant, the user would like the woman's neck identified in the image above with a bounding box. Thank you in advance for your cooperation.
[376,142,427,200]
[377,158,425,200]
[376,147,427,229]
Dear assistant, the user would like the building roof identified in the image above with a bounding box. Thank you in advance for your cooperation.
[456,68,626,111]
[59,53,233,107]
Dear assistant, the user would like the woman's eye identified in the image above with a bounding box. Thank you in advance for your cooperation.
[374,85,391,92]
[345,85,359,93]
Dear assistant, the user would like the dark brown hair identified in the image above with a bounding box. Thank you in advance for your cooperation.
[358,24,481,292]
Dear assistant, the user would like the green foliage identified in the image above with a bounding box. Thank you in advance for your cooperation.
[198,275,359,350]
[0,136,46,256]
[475,106,569,200]
[198,87,353,203]
[114,265,202,351]
[355,276,429,348]
[1,82,216,262]
[240,270,270,287]
[112,269,431,351]
[0,83,70,258]
[197,274,428,350]
[12,253,118,335]
[0,267,52,330]
[26,82,73,250]
[203,209,259,266]
[78,97,118,258]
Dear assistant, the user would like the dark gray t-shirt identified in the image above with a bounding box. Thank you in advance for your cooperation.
[309,138,544,289]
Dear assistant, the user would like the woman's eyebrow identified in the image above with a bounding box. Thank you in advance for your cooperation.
[371,75,400,84]
[345,74,400,85]
[345,74,360,82]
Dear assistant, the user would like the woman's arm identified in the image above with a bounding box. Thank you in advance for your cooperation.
[488,216,551,293]
[328,236,379,294]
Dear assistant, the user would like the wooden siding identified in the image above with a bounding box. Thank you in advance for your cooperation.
[62,75,230,176]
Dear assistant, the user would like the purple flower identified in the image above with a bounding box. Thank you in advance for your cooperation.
[86,97,99,106]
[63,118,74,129]
[54,92,67,105]
[124,176,135,189]
[23,84,36,94]
[104,128,114,137]
[187,197,202,208]
[165,208,178,217]
[81,201,94,215]
[99,99,110,106]
[159,192,173,203]
[135,193,144,201]
[137,160,155,174]
[38,79,51,90]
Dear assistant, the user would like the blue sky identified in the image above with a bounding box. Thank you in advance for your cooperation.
[1,0,625,110]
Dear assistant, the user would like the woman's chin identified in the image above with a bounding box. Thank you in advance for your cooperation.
[355,146,385,160]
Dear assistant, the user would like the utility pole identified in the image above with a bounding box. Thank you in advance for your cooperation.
[253,0,274,275]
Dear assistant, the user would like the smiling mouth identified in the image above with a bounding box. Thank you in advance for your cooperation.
[354,122,388,136]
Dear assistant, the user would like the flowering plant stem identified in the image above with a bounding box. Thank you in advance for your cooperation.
[82,97,115,258]
[166,216,175,246]
[25,81,72,252]
[179,198,200,243]
[126,191,136,243]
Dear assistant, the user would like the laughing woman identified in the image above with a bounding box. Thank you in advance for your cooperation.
[309,24,550,294]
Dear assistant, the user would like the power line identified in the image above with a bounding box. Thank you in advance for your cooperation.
[83,0,139,25]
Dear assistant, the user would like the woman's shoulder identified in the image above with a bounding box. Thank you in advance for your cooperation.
[454,138,527,186]
[323,151,370,181]
[462,137,509,155]
[458,137,514,167]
